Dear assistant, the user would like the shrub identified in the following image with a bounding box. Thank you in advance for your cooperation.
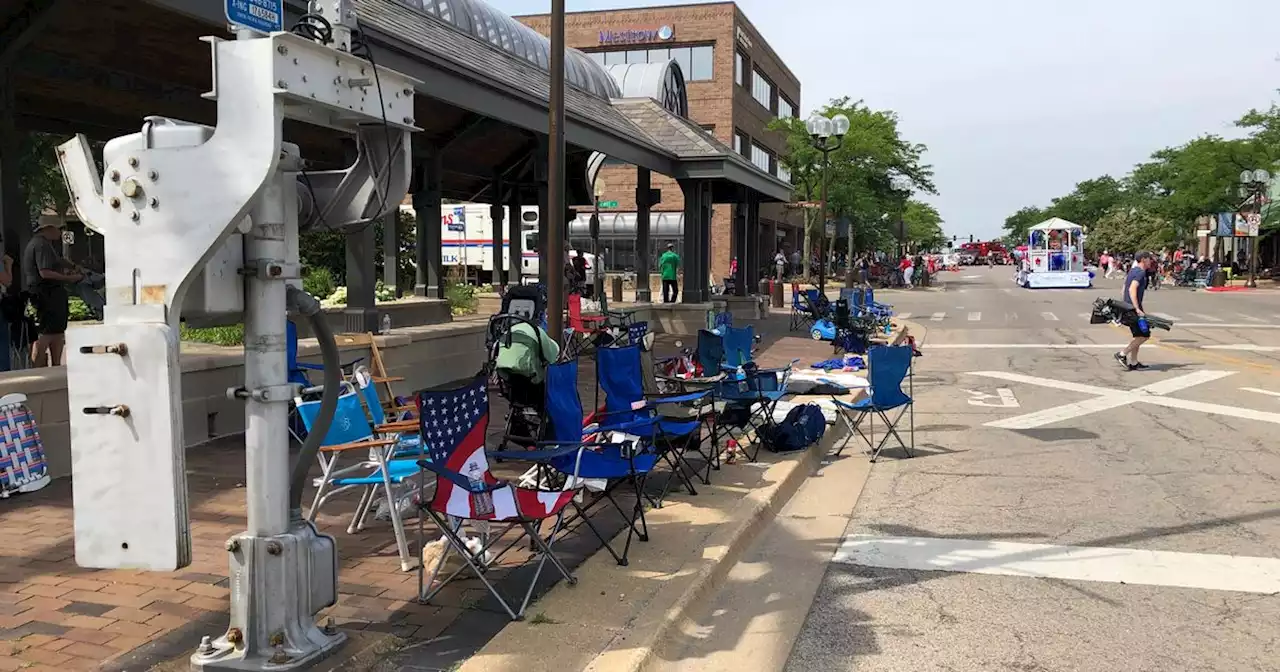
[68,297,91,321]
[180,323,245,346]
[445,268,477,316]
[303,266,336,301]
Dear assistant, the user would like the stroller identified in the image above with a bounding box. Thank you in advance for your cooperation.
[486,285,556,448]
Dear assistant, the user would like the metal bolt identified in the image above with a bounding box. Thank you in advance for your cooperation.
[301,75,308,83]
[266,541,283,555]
[199,635,214,653]
[110,170,120,182]
[270,648,290,664]
[360,66,366,75]
[130,212,140,222]
[109,197,120,209]
[226,628,243,645]
[148,170,158,181]
[149,198,159,208]
[128,157,138,168]
[277,80,288,90]
[403,117,414,125]
[225,539,240,552]
[269,632,285,647]
[323,617,337,635]
[403,87,412,97]
[277,45,288,55]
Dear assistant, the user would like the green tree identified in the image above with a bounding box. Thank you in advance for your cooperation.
[1003,206,1047,242]
[902,200,947,251]
[771,97,936,276]
[18,132,74,222]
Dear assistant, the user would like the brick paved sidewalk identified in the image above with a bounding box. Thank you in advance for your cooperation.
[0,316,828,671]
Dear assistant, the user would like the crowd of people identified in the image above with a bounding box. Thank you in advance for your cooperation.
[1096,247,1233,288]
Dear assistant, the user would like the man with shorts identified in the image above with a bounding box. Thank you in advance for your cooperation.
[1115,251,1154,371]
[22,216,82,367]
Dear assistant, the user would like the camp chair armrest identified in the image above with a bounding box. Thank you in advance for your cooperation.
[416,460,505,493]
[375,420,419,433]
[319,438,399,453]
[594,416,658,434]
[644,389,712,404]
[490,442,590,462]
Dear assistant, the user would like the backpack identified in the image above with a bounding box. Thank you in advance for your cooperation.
[763,403,827,453]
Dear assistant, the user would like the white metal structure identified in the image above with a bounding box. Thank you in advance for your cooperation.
[1016,217,1091,289]
[56,2,417,668]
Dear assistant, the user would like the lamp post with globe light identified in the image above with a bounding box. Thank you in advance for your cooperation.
[806,112,849,294]
[1238,169,1273,288]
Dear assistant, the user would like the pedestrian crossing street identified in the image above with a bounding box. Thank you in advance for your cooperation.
[895,310,1280,328]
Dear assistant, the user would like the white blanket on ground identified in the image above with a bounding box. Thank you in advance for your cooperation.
[789,369,870,390]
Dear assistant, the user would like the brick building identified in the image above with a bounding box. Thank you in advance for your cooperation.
[516,2,802,282]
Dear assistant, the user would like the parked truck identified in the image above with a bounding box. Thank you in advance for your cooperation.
[397,202,597,286]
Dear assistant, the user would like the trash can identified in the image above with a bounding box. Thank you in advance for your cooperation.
[1211,269,1227,288]
[771,279,784,308]
[612,276,624,303]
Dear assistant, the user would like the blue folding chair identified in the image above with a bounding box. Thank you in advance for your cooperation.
[716,361,796,461]
[790,287,818,332]
[297,387,423,571]
[597,344,712,498]
[831,345,914,462]
[721,324,757,371]
[541,358,660,567]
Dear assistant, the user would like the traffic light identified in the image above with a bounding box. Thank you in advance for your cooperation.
[952,235,957,242]
[969,234,974,243]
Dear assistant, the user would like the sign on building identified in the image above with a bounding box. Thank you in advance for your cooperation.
[598,25,675,44]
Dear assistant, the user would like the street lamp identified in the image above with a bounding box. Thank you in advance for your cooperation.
[1237,168,1273,288]
[806,112,849,294]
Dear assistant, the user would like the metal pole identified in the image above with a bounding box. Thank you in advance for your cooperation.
[243,169,289,537]
[817,146,829,294]
[546,0,566,344]
[1248,186,1259,288]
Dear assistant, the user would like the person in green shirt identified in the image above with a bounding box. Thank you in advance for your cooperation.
[658,243,680,303]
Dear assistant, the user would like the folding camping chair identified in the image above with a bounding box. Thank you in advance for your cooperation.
[789,284,818,332]
[297,386,423,571]
[715,362,796,461]
[831,345,914,462]
[537,357,659,567]
[413,376,606,619]
[564,293,611,358]
[639,332,725,481]
[720,324,759,372]
[596,344,711,501]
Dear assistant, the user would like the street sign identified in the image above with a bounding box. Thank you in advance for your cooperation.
[786,201,823,209]
[597,200,619,208]
[61,230,75,245]
[225,0,283,34]
[1247,213,1262,237]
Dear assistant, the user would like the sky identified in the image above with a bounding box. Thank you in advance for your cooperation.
[489,0,1279,241]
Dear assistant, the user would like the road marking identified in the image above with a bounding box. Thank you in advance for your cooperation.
[965,370,1280,428]
[967,312,981,321]
[1241,387,1280,398]
[833,534,1280,595]
[1151,312,1180,322]
[896,312,912,320]
[1204,344,1280,351]
[1178,323,1280,329]
[923,343,1147,350]
[1238,314,1266,322]
[1187,312,1222,322]
[961,388,1019,407]
[1040,312,1059,321]
[1000,288,1013,294]
[930,312,946,322]
[962,275,981,279]
[1077,313,1091,320]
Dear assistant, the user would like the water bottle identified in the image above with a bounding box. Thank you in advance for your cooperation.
[381,313,392,334]
[736,365,748,394]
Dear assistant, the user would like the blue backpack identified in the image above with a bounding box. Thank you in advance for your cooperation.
[765,403,827,452]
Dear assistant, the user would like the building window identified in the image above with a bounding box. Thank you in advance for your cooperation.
[778,96,795,119]
[777,164,792,183]
[590,45,714,81]
[699,123,716,133]
[734,51,745,86]
[750,142,772,173]
[752,67,774,110]
[734,130,749,156]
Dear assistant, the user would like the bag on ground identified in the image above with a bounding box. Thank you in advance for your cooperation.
[762,403,827,453]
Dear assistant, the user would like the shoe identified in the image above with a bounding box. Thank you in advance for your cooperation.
[1132,362,1149,370]
[1114,352,1128,368]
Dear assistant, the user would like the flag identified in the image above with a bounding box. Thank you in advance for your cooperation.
[418,378,574,521]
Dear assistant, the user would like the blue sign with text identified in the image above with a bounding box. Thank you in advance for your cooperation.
[225,0,283,34]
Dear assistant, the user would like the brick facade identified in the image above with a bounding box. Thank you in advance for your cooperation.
[516,2,802,281]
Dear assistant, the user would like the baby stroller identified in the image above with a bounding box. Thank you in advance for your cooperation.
[486,285,554,448]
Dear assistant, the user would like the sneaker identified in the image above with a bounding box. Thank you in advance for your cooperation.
[1114,352,1128,368]
[1132,362,1149,370]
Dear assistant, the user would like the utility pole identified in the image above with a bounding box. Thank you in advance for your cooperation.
[546,0,566,343]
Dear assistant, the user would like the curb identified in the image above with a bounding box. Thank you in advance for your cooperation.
[588,428,842,672]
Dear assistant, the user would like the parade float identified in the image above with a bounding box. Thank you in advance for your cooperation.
[1015,217,1092,288]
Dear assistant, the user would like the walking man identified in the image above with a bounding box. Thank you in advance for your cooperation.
[659,242,680,303]
[1115,251,1154,371]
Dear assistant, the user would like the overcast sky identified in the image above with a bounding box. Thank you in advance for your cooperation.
[490,0,1278,240]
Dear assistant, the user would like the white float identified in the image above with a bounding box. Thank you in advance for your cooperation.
[1015,217,1092,289]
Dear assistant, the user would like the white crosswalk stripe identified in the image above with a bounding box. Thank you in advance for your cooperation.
[1187,312,1222,322]
[896,312,912,320]
[1152,312,1180,322]
[1238,314,1265,323]
[930,312,946,322]
[968,312,981,321]
[1041,312,1059,321]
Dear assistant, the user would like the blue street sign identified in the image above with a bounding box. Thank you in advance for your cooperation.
[225,0,283,34]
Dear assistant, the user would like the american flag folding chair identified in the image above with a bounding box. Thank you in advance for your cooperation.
[414,376,612,620]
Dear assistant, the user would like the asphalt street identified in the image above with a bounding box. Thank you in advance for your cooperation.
[786,266,1280,672]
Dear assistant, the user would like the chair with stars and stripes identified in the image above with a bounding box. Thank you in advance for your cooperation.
[414,376,617,620]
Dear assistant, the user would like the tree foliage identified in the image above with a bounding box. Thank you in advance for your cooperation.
[1003,96,1280,250]
[18,132,75,222]
[770,97,936,275]
[902,200,947,251]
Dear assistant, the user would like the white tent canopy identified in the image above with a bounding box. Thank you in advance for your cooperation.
[1028,217,1083,232]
